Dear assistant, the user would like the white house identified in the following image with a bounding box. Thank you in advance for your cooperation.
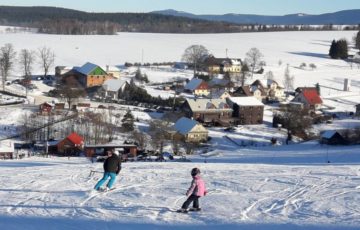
[102,79,130,100]
[0,141,14,159]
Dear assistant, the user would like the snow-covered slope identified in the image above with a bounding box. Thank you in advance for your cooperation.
[0,150,360,230]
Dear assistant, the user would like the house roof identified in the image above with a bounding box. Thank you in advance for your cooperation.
[211,90,230,99]
[321,130,337,139]
[234,86,253,96]
[174,117,199,135]
[75,62,103,75]
[184,78,204,91]
[103,79,129,92]
[204,56,242,66]
[209,77,231,87]
[66,132,84,145]
[301,89,323,105]
[186,98,232,112]
[228,97,264,106]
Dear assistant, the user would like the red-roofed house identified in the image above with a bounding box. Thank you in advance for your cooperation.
[292,89,323,110]
[56,132,84,156]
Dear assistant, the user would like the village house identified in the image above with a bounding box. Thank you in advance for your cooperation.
[184,78,210,96]
[52,132,84,156]
[103,65,123,79]
[181,98,232,126]
[39,102,53,115]
[173,117,208,143]
[0,141,14,159]
[231,85,253,97]
[292,88,323,110]
[231,79,285,102]
[210,89,231,99]
[203,55,242,75]
[226,97,264,125]
[84,143,138,159]
[208,76,234,92]
[100,79,130,100]
[62,62,113,88]
[320,130,347,145]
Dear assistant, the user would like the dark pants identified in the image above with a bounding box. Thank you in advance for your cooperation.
[181,195,200,209]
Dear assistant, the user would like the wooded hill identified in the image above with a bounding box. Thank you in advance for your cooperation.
[0,6,246,34]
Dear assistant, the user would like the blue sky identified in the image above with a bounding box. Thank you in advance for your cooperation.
[0,0,359,15]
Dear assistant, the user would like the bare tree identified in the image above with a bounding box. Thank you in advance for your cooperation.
[131,130,148,151]
[245,47,263,78]
[239,63,250,86]
[149,119,172,154]
[182,45,209,77]
[0,43,16,90]
[283,64,294,91]
[57,76,85,109]
[19,49,36,96]
[38,46,55,77]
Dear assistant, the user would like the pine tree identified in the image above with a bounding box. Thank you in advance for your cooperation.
[315,83,321,96]
[122,109,134,132]
[355,30,360,50]
[329,40,337,58]
[337,39,348,59]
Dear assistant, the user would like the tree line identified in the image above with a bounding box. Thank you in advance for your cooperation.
[1,6,359,35]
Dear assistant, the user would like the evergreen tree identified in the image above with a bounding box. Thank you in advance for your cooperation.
[337,39,348,59]
[329,39,348,59]
[122,109,134,132]
[315,83,321,96]
[329,40,337,58]
[355,30,360,50]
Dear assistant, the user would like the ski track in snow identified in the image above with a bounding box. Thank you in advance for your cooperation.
[1,157,360,229]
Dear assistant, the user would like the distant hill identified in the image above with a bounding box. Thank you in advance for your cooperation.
[152,9,360,25]
[0,6,247,34]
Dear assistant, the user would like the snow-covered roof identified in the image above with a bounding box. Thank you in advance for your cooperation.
[186,98,232,112]
[101,65,121,72]
[174,117,198,135]
[103,79,129,92]
[228,97,264,106]
[75,62,102,75]
[184,78,203,91]
[321,130,338,139]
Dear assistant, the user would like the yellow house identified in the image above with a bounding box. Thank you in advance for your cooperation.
[174,117,208,143]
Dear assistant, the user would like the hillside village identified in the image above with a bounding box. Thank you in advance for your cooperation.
[0,3,360,228]
[0,40,360,160]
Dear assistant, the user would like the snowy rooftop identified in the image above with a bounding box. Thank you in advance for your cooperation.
[184,78,203,91]
[103,79,129,92]
[173,117,198,135]
[186,98,232,112]
[228,97,264,106]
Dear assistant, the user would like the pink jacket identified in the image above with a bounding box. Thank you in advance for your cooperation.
[186,175,207,197]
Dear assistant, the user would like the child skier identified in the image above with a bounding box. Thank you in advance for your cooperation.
[178,167,207,213]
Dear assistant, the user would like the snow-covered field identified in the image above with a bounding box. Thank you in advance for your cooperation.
[1,30,360,91]
[0,144,360,230]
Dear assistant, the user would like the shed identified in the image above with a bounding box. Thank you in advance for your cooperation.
[320,130,347,145]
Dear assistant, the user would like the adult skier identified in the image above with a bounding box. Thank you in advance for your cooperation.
[94,150,122,191]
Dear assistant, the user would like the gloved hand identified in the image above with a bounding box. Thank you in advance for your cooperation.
[204,191,207,196]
